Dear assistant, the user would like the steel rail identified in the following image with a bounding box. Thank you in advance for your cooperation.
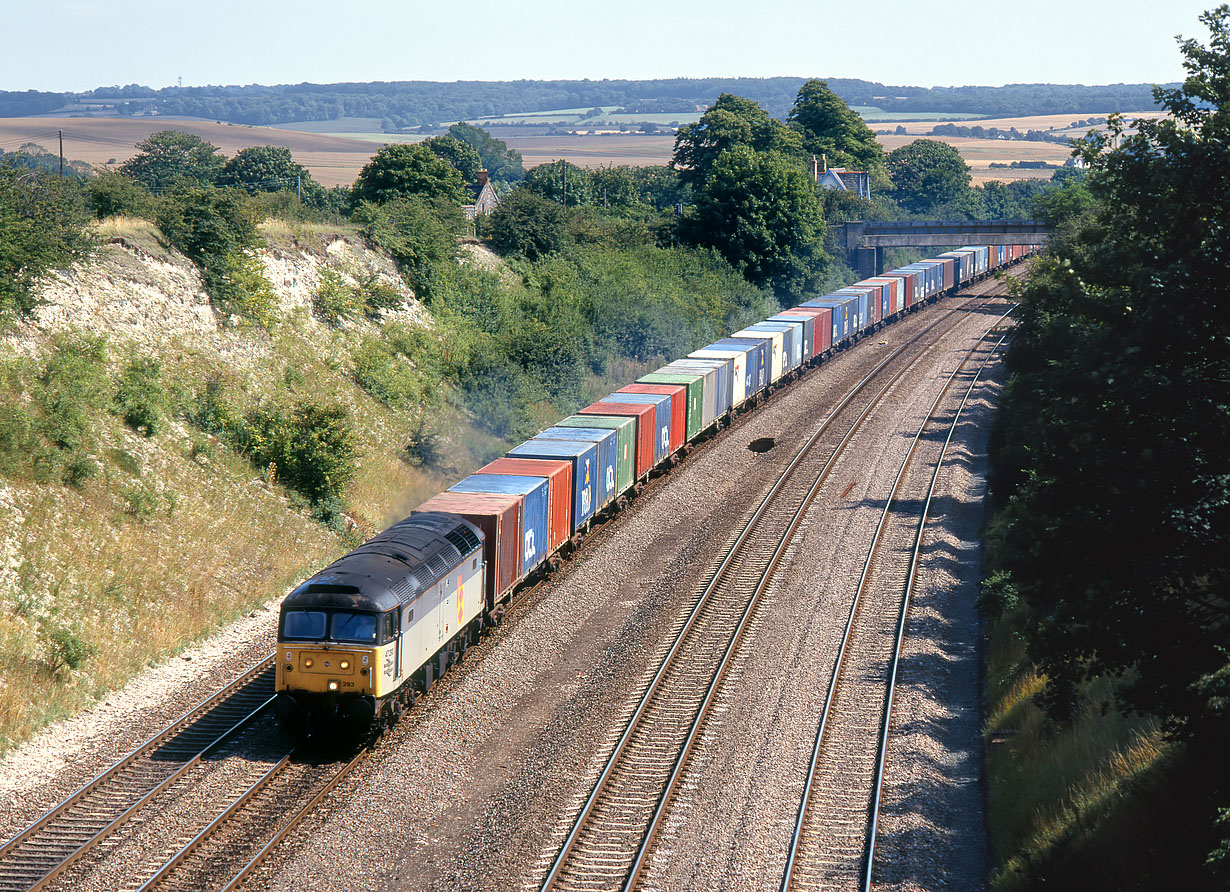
[860,328,1011,892]
[0,657,276,892]
[780,307,1013,892]
[541,294,996,892]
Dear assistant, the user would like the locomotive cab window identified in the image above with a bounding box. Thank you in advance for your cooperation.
[282,610,327,640]
[329,611,378,644]
[380,611,397,644]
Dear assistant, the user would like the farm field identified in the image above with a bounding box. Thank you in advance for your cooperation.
[886,109,1166,134]
[0,117,381,187]
[507,133,677,168]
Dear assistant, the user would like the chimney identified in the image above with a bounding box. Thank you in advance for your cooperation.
[821,154,828,175]
[811,155,819,181]
[476,169,489,187]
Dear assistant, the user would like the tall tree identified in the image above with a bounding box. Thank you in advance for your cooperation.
[447,123,525,183]
[219,145,317,195]
[885,139,971,215]
[988,4,1230,876]
[686,145,826,296]
[420,135,484,183]
[120,130,224,192]
[351,143,469,206]
[788,79,885,179]
[672,93,800,188]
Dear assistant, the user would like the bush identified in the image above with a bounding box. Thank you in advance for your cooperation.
[311,266,362,327]
[84,170,156,219]
[241,400,357,505]
[487,189,567,260]
[63,453,97,488]
[41,620,92,675]
[113,356,167,435]
[0,403,40,477]
[37,333,109,452]
[202,252,278,328]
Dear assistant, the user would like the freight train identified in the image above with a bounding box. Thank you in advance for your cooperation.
[273,243,1038,737]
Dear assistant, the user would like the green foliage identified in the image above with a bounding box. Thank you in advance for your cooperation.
[219,145,319,198]
[985,7,1230,881]
[487,189,568,260]
[886,139,972,215]
[523,160,595,207]
[311,266,363,327]
[446,123,525,183]
[37,333,109,453]
[0,162,95,323]
[788,78,886,177]
[202,251,278,328]
[420,135,483,183]
[351,143,469,206]
[685,145,827,296]
[355,195,464,300]
[113,356,167,436]
[120,130,224,192]
[0,404,39,478]
[672,93,801,189]
[84,169,156,219]
[41,620,92,675]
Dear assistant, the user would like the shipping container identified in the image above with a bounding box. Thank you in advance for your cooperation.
[767,313,813,363]
[690,344,752,406]
[553,414,636,499]
[801,296,857,345]
[580,401,656,479]
[832,286,876,329]
[744,322,799,375]
[661,359,732,418]
[730,327,782,381]
[475,457,571,556]
[449,474,549,578]
[780,305,834,354]
[648,367,718,429]
[506,438,601,530]
[864,276,902,317]
[636,373,708,439]
[597,391,672,465]
[621,383,688,449]
[414,490,521,610]
[881,268,918,308]
[713,337,769,392]
[538,426,619,510]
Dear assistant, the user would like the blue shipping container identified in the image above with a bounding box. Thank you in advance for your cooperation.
[768,314,814,362]
[538,426,619,508]
[449,474,549,576]
[507,438,601,529]
[714,337,769,393]
[665,359,733,416]
[746,322,799,372]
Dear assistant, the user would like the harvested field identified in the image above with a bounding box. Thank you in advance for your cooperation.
[0,117,382,187]
[885,110,1165,134]
[507,133,675,168]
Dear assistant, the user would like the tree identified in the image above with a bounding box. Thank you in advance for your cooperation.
[987,5,1230,877]
[420,135,483,183]
[120,130,224,191]
[686,146,827,295]
[351,143,469,206]
[353,196,464,301]
[486,188,568,261]
[0,162,94,322]
[522,160,594,207]
[672,93,801,189]
[885,139,971,215]
[788,79,885,177]
[447,123,525,183]
[219,145,317,196]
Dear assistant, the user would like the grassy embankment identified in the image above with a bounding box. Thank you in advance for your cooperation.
[0,216,509,755]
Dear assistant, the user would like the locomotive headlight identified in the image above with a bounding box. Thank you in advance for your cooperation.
[327,680,339,692]
[303,658,314,668]
[339,660,350,670]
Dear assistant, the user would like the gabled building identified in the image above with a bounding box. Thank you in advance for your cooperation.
[812,155,871,200]
[463,170,501,220]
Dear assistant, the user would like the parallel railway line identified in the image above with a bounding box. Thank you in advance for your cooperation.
[537,285,1011,892]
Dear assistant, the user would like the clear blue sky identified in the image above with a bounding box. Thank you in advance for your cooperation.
[4,0,1216,93]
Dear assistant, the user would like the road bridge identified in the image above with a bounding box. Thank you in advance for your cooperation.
[842,219,1050,277]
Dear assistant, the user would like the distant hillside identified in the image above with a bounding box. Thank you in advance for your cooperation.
[0,78,1167,130]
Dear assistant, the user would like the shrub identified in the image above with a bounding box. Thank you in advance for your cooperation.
[241,400,357,505]
[63,453,97,488]
[36,333,109,452]
[0,403,39,477]
[202,252,278,328]
[41,620,92,675]
[311,266,362,327]
[84,170,156,219]
[113,356,167,435]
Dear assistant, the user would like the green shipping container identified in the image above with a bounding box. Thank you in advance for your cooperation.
[554,414,635,497]
[636,373,705,441]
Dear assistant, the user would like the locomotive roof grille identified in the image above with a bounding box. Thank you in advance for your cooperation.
[445,525,481,555]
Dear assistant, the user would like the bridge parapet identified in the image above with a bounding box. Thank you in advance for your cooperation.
[843,220,1050,252]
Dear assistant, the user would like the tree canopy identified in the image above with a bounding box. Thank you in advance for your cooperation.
[788,78,885,176]
[350,143,469,206]
[120,130,225,192]
[219,145,317,196]
[420,135,484,183]
[671,93,800,188]
[987,4,1230,877]
[885,138,972,214]
[446,123,525,183]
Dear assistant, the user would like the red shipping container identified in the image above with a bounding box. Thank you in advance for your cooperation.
[780,306,833,355]
[619,383,685,453]
[580,402,656,478]
[476,457,572,556]
[415,491,521,610]
[885,271,916,308]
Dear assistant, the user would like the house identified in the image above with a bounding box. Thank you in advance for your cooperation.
[463,170,501,220]
[812,155,871,200]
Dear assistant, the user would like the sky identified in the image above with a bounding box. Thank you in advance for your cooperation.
[3,0,1217,94]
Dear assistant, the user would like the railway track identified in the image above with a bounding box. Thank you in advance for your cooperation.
[0,657,276,892]
[537,289,1008,892]
[780,312,1011,892]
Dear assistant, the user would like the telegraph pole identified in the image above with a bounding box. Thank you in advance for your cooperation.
[58,130,64,176]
